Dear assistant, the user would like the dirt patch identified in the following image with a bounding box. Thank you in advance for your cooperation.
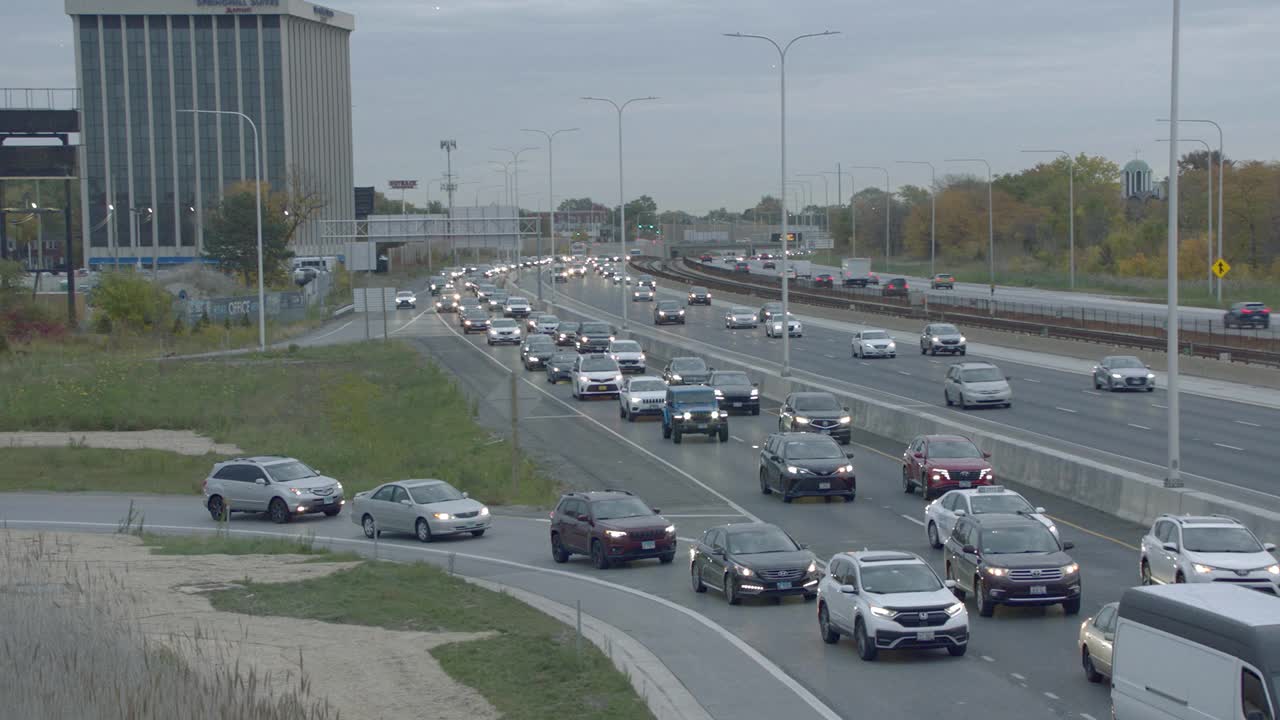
[0,430,244,456]
[0,531,499,720]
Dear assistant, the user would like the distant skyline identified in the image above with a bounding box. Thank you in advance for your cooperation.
[4,1,1276,213]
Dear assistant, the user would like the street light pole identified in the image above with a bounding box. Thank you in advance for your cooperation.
[946,158,995,289]
[896,160,936,276]
[1021,149,1075,289]
[581,95,658,332]
[1160,117,1224,301]
[1164,0,1183,489]
[800,172,829,232]
[852,165,890,272]
[1157,136,1212,290]
[494,147,539,268]
[725,30,839,376]
[440,140,458,266]
[522,127,579,306]
[179,108,264,351]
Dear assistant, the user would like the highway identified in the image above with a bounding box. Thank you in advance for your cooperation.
[538,268,1280,503]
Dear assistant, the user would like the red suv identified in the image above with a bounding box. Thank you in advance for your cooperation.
[549,490,676,569]
[734,261,750,273]
[902,434,993,500]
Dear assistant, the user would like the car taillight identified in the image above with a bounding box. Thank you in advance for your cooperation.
[1264,308,1272,313]
[1241,309,1252,314]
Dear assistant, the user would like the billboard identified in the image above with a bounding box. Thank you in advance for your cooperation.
[769,232,803,243]
[353,186,374,218]
[0,145,77,178]
[388,179,417,190]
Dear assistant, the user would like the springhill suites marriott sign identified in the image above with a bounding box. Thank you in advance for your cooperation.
[195,0,281,7]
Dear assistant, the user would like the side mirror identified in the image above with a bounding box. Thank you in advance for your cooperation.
[846,452,856,459]
[1265,543,1277,552]
[1035,506,1046,513]
[913,452,924,459]
[254,477,267,485]
[1062,541,1076,550]
[1162,542,1178,553]
[944,579,958,589]
[752,382,759,388]
[839,584,858,594]
[711,545,725,556]
[982,451,992,459]
[462,491,469,499]
[961,545,977,555]
[400,499,413,506]
[1104,632,1115,642]
[652,508,662,514]
[955,510,967,517]
[798,543,809,550]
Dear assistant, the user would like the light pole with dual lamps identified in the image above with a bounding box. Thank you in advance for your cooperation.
[521,127,579,305]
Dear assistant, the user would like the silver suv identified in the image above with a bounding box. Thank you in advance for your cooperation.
[944,361,1012,409]
[202,456,345,524]
[817,550,968,661]
[1139,514,1279,592]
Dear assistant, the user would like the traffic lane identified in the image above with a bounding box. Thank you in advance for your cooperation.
[561,277,1275,492]
[450,314,1129,720]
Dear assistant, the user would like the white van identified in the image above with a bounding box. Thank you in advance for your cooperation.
[1112,584,1279,720]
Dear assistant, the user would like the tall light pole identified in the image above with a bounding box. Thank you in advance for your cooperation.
[794,178,814,228]
[128,205,154,277]
[179,108,264,351]
[1160,117,1224,301]
[1022,149,1075,289]
[1163,0,1183,489]
[1157,137,1213,289]
[852,165,890,271]
[522,127,579,306]
[724,30,839,377]
[581,95,658,332]
[440,140,458,266]
[946,158,995,289]
[896,160,936,276]
[821,168,842,248]
[494,147,539,266]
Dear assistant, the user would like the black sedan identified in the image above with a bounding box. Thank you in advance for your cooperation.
[545,352,579,384]
[687,286,712,305]
[690,522,820,605]
[709,370,760,415]
[1223,301,1270,329]
[555,321,581,347]
[521,336,557,370]
[653,300,686,325]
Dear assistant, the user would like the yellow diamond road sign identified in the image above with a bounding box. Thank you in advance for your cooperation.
[1213,258,1231,279]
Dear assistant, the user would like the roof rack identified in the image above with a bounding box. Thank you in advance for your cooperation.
[600,488,635,496]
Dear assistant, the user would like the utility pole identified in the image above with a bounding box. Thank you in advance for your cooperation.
[441,140,457,266]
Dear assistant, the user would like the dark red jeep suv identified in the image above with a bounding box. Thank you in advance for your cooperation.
[549,490,676,569]
[902,434,994,500]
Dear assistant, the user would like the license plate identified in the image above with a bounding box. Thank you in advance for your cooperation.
[694,423,708,430]
[818,482,831,490]
[1030,585,1047,595]
[777,581,792,590]
[594,385,609,391]
[733,402,743,407]
[324,496,334,504]
[916,631,935,642]
[641,541,656,550]
[959,481,972,488]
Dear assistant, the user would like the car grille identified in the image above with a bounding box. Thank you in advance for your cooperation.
[453,510,480,519]
[312,486,336,497]
[940,339,959,345]
[888,606,952,628]
[626,528,664,541]
[953,470,980,482]
[637,398,663,405]
[1125,377,1147,386]
[810,419,839,430]
[757,568,806,581]
[685,411,713,421]
[1007,568,1063,582]
[618,359,641,366]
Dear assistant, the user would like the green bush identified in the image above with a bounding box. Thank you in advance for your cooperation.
[92,270,175,331]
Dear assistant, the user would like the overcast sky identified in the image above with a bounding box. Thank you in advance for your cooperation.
[4,1,1277,213]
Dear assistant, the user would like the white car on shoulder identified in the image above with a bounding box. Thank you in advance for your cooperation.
[851,329,896,358]
[618,375,667,421]
[351,479,490,542]
[765,313,802,338]
[924,485,1057,549]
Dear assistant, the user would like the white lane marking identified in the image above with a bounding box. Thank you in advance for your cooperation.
[524,414,585,420]
[1127,423,1151,431]
[899,514,925,527]
[1082,390,1102,396]
[1236,420,1261,427]
[308,319,354,342]
[1152,403,1168,409]
[897,370,911,376]
[1023,378,1041,383]
[435,313,763,524]
[1214,442,1244,451]
[823,354,837,359]
[980,655,995,663]
[1044,692,1060,701]
[1011,673,1027,681]
[8,519,844,720]
[860,362,871,367]
[730,435,746,443]
[1055,407,1078,414]
[389,310,430,335]
[927,359,940,364]
[1081,714,1099,720]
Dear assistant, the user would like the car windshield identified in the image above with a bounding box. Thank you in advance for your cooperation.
[526,337,553,348]
[559,322,580,333]
[675,389,717,404]
[982,525,1061,554]
[1108,357,1144,369]
[692,287,708,293]
[629,379,666,393]
[731,307,752,314]
[861,331,889,340]
[671,358,707,372]
[580,357,618,372]
[937,274,954,280]
[933,324,959,335]
[490,293,508,301]
[266,461,318,482]
[592,497,653,520]
[539,315,559,323]
[612,341,641,353]
[764,304,782,312]
[713,371,750,385]
[928,440,983,459]
[784,441,843,460]
[551,353,577,364]
[580,323,611,334]
[859,564,942,594]
[961,368,1004,383]
[727,527,799,554]
[408,482,464,505]
[970,495,1035,515]
[508,297,527,305]
[1182,527,1263,553]
[793,394,839,412]
[397,291,414,297]
[491,319,517,328]
[657,301,680,310]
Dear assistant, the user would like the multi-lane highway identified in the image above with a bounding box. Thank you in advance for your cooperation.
[538,267,1278,505]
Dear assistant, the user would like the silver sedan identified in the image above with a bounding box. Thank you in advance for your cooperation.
[1079,601,1117,683]
[351,479,491,542]
[724,306,758,329]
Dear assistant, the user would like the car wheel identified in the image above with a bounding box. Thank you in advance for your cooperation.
[619,405,627,419]
[947,564,966,600]
[930,347,937,356]
[692,564,707,593]
[1063,597,1082,615]
[673,428,683,444]
[920,345,927,355]
[725,575,741,605]
[819,604,841,644]
[945,390,953,407]
[959,393,969,410]
[752,407,760,416]
[1146,386,1154,392]
[1175,571,1185,584]
[663,421,671,439]
[948,642,968,657]
[976,577,995,617]
[660,553,674,564]
[551,533,570,563]
[927,521,942,549]
[1083,648,1104,683]
[1140,559,1153,585]
[268,498,291,524]
[1093,376,1101,390]
[903,469,915,494]
[207,495,226,522]
[323,507,341,517]
[416,518,433,543]
[760,470,773,495]
[855,619,878,661]
[718,427,729,443]
[361,514,378,539]
[591,540,611,569]
[471,529,486,537]
[959,349,966,356]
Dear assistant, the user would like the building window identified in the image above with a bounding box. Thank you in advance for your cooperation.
[217,15,240,187]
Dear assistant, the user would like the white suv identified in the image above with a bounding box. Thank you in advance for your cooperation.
[817,550,968,661]
[1139,514,1279,592]
[202,456,345,524]
[571,354,623,400]
[925,485,1057,549]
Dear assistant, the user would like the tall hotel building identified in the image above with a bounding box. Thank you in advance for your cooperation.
[66,0,354,265]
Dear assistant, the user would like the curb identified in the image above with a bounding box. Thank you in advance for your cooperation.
[332,304,355,318]
[461,575,713,720]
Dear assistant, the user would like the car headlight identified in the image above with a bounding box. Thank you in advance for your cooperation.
[807,561,818,573]
[551,367,560,372]
[605,530,628,539]
[1061,563,1079,575]
[287,487,303,496]
[1266,564,1280,576]
[735,565,753,577]
[839,415,852,424]
[1192,563,1216,574]
[464,320,471,325]
[793,416,810,425]
[979,468,993,478]
[959,336,967,343]
[658,311,666,316]
[432,512,453,520]
[840,464,854,473]
[931,336,940,343]
[945,602,965,617]
[682,411,692,420]
[869,606,894,618]
[436,302,443,307]
[887,341,896,348]
[786,465,800,474]
[671,374,682,381]
[1112,373,1122,379]
[1147,373,1156,379]
[984,567,1008,577]
[480,507,490,516]
[714,389,724,397]
[638,353,645,360]
[615,374,624,382]
[710,410,720,419]
[750,388,759,396]
[678,310,685,315]
[453,294,461,300]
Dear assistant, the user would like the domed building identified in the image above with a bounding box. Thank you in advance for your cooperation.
[1122,159,1165,200]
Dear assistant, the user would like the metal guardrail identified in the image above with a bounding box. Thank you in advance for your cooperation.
[0,88,80,110]
[628,257,1280,367]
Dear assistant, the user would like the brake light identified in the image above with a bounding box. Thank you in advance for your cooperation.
[1264,308,1272,313]
[1241,309,1252,314]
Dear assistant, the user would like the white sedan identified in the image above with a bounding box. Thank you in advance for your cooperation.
[765,314,802,338]
[851,329,896,358]
[924,485,1056,549]
[351,479,490,542]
